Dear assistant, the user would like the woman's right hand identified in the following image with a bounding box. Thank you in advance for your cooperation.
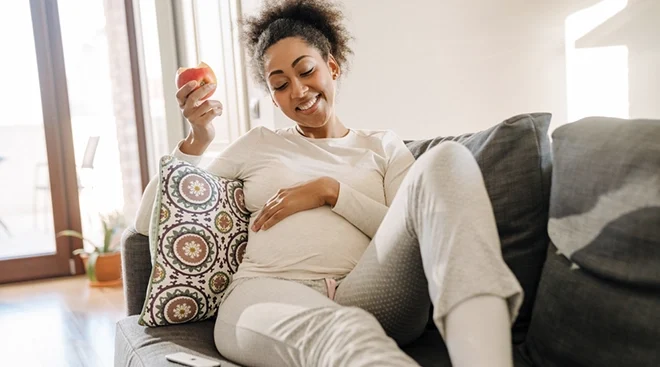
[176,80,223,156]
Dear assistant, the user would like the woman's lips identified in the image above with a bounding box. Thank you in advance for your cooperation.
[296,94,321,115]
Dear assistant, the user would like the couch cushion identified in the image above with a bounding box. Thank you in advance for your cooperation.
[523,244,660,367]
[139,156,250,327]
[116,315,451,367]
[523,117,660,367]
[546,117,660,285]
[122,228,152,316]
[115,315,239,366]
[406,113,553,343]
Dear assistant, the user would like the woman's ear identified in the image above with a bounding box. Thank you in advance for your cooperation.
[328,54,341,80]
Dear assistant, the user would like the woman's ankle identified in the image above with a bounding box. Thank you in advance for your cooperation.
[441,295,513,367]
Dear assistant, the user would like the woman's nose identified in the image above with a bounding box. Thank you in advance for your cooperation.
[290,79,308,99]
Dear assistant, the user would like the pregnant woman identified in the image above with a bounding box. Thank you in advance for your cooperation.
[135,0,522,366]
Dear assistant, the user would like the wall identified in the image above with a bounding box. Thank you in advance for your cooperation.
[251,0,659,140]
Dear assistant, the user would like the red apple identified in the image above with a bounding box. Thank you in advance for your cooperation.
[176,62,217,100]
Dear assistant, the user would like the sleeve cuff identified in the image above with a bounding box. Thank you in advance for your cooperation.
[172,140,203,166]
[331,182,387,238]
[331,182,355,218]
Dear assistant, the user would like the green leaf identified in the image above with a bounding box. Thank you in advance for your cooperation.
[72,248,87,256]
[103,226,113,253]
[57,229,84,239]
[86,251,99,282]
[102,219,109,234]
[57,230,98,249]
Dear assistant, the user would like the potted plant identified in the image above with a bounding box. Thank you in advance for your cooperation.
[57,211,125,287]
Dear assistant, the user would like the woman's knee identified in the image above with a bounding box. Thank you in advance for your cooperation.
[213,305,384,353]
[407,141,479,186]
[415,141,474,171]
[214,316,241,362]
[214,305,389,366]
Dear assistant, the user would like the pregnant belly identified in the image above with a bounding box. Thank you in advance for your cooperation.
[238,207,371,278]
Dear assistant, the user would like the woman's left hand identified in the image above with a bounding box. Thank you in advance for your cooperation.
[252,177,339,232]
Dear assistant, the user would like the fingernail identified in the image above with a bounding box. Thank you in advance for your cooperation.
[209,83,217,88]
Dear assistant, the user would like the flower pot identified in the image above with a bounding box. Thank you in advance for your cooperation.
[80,251,123,287]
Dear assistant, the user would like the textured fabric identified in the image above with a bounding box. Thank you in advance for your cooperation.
[336,141,522,343]
[547,117,660,286]
[114,315,459,367]
[212,142,522,367]
[139,156,250,327]
[405,112,552,343]
[121,228,152,316]
[120,114,548,364]
[117,230,455,366]
[215,277,419,367]
[135,126,415,281]
[523,244,660,367]
[523,117,660,367]
[115,316,240,367]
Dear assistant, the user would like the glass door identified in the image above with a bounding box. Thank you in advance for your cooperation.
[57,0,145,251]
[0,0,147,284]
[0,0,79,282]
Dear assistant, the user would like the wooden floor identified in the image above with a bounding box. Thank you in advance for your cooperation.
[0,276,126,367]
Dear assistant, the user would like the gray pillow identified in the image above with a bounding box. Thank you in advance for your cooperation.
[406,112,553,343]
[524,117,660,366]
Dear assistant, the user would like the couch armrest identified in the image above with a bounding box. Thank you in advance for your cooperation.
[121,227,152,316]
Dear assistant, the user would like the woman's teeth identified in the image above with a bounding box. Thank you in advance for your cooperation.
[298,95,319,111]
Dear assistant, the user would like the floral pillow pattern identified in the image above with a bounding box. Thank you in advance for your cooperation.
[139,155,249,327]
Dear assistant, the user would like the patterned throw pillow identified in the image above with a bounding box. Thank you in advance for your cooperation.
[138,155,249,327]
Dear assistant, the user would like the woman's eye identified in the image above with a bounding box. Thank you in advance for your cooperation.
[301,68,314,76]
[274,83,288,91]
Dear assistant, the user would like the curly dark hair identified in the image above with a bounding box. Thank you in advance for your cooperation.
[241,0,353,89]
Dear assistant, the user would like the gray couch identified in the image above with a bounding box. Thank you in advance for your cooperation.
[115,115,660,366]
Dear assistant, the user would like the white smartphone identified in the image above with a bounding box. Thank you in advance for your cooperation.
[165,352,222,367]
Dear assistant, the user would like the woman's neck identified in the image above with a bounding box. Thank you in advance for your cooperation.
[297,117,349,139]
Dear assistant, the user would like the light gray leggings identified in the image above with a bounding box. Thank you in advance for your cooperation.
[214,142,523,367]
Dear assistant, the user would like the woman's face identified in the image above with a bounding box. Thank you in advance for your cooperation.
[263,37,340,129]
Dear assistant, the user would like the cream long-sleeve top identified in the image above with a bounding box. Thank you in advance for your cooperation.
[135,126,415,280]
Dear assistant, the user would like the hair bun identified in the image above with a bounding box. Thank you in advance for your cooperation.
[242,0,353,88]
[274,1,340,46]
